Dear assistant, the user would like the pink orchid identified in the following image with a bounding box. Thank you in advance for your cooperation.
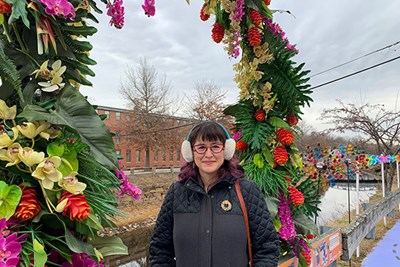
[37,0,76,20]
[107,0,125,29]
[142,0,156,17]
[114,160,142,200]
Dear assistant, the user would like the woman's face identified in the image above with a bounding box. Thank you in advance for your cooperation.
[192,138,225,179]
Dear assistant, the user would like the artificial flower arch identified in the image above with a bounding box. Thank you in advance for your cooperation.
[0,0,317,266]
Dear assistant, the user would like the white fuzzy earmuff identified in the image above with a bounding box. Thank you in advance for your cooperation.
[181,140,194,162]
[181,123,236,163]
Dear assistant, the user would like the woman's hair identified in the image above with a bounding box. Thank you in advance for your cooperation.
[177,121,244,182]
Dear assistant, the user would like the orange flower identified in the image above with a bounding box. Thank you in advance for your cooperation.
[273,145,288,166]
[236,141,248,151]
[288,186,304,206]
[0,0,12,14]
[14,186,41,221]
[58,192,90,221]
[276,128,295,146]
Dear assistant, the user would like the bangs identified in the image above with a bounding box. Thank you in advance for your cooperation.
[189,122,227,144]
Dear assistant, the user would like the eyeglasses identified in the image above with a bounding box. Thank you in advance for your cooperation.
[193,144,224,154]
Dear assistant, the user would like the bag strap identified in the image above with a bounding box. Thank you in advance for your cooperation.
[234,179,253,267]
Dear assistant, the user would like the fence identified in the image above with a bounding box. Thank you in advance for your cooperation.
[341,188,400,260]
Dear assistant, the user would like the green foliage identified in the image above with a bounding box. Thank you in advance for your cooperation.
[258,28,313,117]
[77,154,122,227]
[0,41,23,101]
[17,85,118,169]
[243,162,287,197]
[0,181,22,219]
[293,213,318,236]
[291,172,321,217]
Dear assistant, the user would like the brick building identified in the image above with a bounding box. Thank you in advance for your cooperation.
[96,106,196,169]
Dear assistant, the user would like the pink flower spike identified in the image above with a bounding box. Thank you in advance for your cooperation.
[107,0,125,29]
[142,0,156,17]
[114,160,142,200]
[37,0,76,20]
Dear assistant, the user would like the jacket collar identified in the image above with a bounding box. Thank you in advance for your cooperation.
[184,176,237,193]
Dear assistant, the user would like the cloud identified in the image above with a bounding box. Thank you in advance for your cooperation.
[80,0,400,131]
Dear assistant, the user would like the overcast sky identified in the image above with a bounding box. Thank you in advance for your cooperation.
[80,0,400,131]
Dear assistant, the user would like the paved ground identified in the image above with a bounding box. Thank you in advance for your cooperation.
[362,219,400,266]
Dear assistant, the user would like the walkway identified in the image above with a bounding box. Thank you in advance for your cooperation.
[362,220,400,266]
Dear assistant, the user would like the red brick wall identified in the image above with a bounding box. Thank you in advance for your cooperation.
[97,106,193,168]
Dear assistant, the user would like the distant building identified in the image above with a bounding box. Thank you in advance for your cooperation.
[96,106,196,168]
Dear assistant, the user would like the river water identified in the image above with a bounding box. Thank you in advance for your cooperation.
[118,183,377,267]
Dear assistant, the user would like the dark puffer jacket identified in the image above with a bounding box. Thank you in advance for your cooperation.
[149,176,279,267]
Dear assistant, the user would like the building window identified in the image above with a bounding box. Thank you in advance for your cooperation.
[136,151,141,162]
[126,149,131,162]
[154,151,158,162]
[161,150,166,161]
[169,151,174,161]
[115,137,120,144]
[116,112,121,120]
[177,149,181,161]
[116,150,121,155]
[104,110,110,119]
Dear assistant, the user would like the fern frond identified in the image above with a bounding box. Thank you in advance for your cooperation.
[0,42,23,101]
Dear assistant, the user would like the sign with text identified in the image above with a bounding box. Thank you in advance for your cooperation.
[310,229,342,267]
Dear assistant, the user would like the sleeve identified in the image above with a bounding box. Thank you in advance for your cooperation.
[245,181,280,267]
[149,183,176,267]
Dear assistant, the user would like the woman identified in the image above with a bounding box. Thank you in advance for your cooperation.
[149,121,279,267]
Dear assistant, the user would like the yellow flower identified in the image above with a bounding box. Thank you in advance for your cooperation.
[32,156,62,190]
[18,147,45,167]
[31,60,50,79]
[34,60,67,92]
[58,171,87,194]
[0,143,22,167]
[40,126,62,140]
[0,127,18,148]
[17,121,51,139]
[0,99,17,120]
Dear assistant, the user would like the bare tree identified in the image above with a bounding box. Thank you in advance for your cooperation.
[184,80,234,129]
[320,99,400,192]
[120,58,180,167]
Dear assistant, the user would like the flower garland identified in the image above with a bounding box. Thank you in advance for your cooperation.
[0,0,153,265]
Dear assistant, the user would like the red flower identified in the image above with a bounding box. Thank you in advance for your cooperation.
[286,112,298,126]
[236,141,247,151]
[306,233,315,240]
[0,0,12,14]
[58,192,90,221]
[249,9,262,26]
[273,146,288,166]
[255,110,266,122]
[288,186,304,206]
[212,22,224,43]
[200,4,210,21]
[300,250,312,266]
[276,128,295,146]
[248,26,262,47]
[14,186,41,221]
[264,0,271,6]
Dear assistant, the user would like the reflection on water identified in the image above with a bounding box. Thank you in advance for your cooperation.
[118,183,378,266]
[316,183,377,225]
